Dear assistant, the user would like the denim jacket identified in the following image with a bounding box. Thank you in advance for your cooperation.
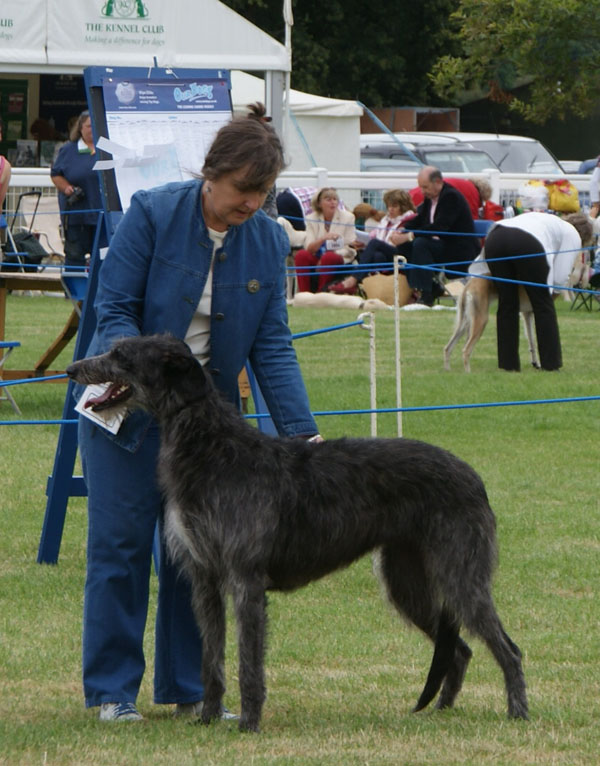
[82,179,317,451]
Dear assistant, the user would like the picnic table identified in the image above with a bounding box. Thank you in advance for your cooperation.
[0,270,79,380]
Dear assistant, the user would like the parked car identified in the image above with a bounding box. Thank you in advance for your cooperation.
[360,131,565,175]
[360,133,499,174]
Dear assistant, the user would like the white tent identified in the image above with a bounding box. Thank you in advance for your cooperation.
[0,0,289,73]
[0,0,289,128]
[0,0,361,175]
[231,71,362,174]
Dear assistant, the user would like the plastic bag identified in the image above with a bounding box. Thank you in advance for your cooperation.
[516,181,548,212]
[546,180,580,213]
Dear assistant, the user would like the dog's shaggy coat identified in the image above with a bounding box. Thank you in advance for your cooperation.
[67,334,528,731]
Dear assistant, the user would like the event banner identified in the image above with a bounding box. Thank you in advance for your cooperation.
[97,76,232,210]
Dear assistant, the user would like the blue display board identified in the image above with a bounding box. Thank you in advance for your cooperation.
[37,65,232,564]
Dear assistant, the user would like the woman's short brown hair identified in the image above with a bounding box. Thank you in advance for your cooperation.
[383,188,416,213]
[201,103,285,191]
[564,212,594,248]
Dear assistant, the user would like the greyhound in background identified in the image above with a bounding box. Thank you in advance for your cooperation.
[443,276,537,373]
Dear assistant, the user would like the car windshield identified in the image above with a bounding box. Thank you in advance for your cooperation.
[360,157,421,172]
[422,149,498,173]
[469,140,563,174]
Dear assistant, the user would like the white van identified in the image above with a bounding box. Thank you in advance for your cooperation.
[360,131,564,175]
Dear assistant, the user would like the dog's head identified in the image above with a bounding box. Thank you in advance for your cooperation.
[67,334,209,417]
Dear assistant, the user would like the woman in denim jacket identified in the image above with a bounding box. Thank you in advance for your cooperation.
[78,105,320,722]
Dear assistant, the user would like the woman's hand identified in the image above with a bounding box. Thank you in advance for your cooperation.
[390,230,414,246]
[308,236,328,254]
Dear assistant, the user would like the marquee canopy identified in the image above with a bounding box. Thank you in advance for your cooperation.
[0,0,289,73]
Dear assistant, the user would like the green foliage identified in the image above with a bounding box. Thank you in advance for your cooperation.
[221,0,461,106]
[1,295,600,764]
[430,0,600,123]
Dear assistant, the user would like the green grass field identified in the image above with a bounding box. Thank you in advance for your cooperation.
[1,293,599,765]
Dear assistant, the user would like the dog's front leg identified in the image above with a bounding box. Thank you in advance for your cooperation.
[231,577,268,732]
[191,574,227,724]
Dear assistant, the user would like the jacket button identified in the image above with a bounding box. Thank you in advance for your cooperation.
[215,312,225,320]
[219,251,227,262]
[247,279,260,293]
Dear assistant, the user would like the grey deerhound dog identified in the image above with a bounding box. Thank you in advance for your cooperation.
[67,334,528,732]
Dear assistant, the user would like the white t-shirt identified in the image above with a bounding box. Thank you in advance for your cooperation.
[469,212,582,290]
[184,227,227,366]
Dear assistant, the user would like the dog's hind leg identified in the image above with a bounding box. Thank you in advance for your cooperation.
[413,608,460,712]
[461,291,491,373]
[521,310,539,368]
[189,574,228,725]
[435,636,472,710]
[443,292,469,371]
[464,600,528,719]
[231,577,268,732]
[379,544,470,712]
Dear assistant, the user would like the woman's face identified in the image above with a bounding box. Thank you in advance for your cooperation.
[202,166,273,231]
[81,118,93,145]
[319,193,338,220]
[387,202,401,217]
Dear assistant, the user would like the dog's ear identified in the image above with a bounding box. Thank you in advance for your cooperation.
[162,349,197,376]
[162,349,210,401]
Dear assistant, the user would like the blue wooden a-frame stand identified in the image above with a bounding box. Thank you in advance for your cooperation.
[37,65,275,564]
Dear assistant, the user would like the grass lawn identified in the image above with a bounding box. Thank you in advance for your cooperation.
[1,292,599,765]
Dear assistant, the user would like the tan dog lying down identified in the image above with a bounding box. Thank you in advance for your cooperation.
[443,277,537,373]
[292,292,391,311]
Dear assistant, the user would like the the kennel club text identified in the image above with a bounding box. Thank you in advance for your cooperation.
[86,22,164,33]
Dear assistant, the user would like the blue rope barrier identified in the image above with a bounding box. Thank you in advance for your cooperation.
[292,319,364,339]
[287,257,600,296]
[2,393,599,427]
[0,373,68,388]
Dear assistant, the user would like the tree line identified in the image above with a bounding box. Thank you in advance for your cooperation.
[222,0,600,124]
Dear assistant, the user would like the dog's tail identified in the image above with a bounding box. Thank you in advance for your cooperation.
[412,609,460,712]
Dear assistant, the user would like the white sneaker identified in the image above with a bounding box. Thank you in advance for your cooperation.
[174,701,238,720]
[99,702,143,721]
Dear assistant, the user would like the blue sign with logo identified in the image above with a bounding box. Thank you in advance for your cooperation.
[102,77,231,113]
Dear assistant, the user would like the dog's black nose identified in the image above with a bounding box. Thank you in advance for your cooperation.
[65,363,79,379]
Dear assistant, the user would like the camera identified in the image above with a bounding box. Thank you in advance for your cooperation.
[66,186,85,207]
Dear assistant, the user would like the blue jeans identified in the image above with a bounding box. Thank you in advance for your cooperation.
[78,417,204,707]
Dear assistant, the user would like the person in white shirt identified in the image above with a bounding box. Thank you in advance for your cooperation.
[473,212,593,371]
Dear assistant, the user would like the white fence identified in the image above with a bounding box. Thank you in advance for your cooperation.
[5,165,594,219]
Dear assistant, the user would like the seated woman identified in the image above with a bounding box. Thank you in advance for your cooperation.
[329,189,416,295]
[294,187,356,293]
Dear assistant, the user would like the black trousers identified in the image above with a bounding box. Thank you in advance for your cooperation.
[485,226,561,371]
[396,237,445,295]
[354,238,396,281]
[64,223,96,270]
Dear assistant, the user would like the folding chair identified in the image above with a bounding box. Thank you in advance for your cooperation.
[61,272,89,316]
[569,250,594,312]
[18,191,65,267]
[0,341,22,414]
[0,212,25,272]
